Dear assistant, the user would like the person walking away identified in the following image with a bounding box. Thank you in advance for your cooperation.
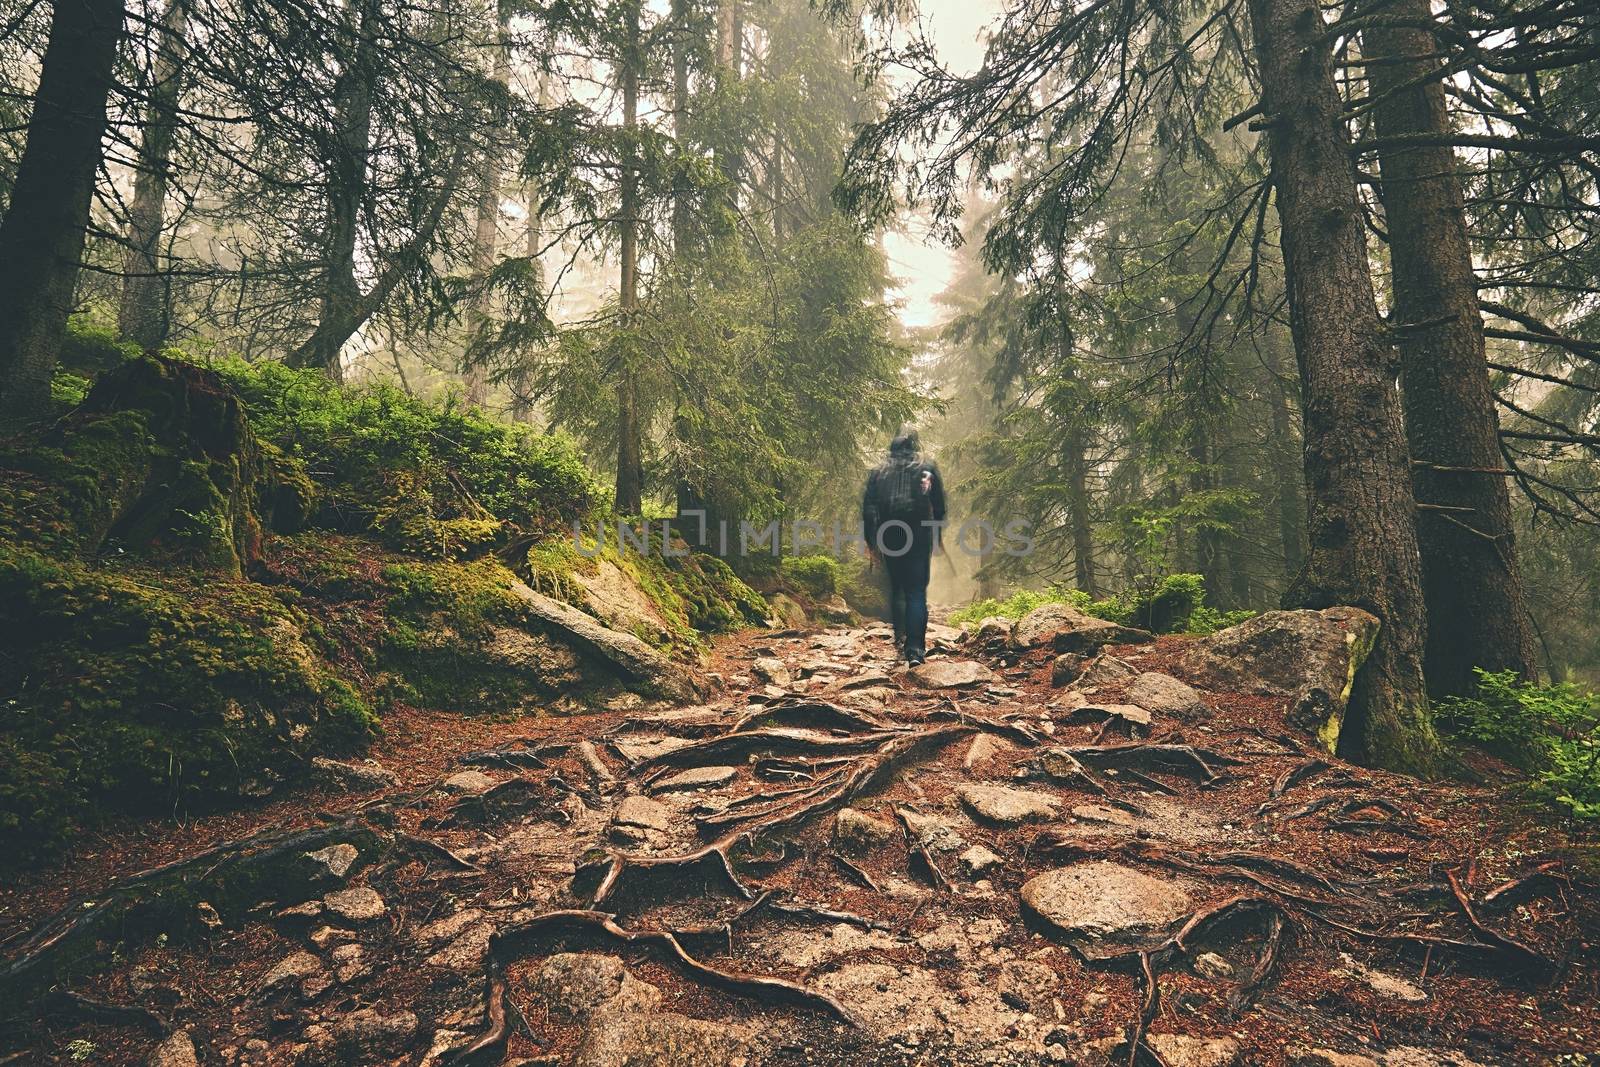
[862,427,946,665]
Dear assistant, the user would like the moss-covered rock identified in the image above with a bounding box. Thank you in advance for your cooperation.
[0,356,273,576]
[0,545,377,856]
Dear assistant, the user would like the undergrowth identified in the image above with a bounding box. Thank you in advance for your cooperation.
[1437,669,1600,821]
[949,573,1254,636]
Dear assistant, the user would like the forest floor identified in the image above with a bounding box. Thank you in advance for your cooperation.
[2,617,1597,1066]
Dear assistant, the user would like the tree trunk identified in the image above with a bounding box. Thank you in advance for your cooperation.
[1052,238,1098,598]
[1065,435,1098,598]
[117,0,187,353]
[0,0,126,430]
[671,0,692,252]
[715,0,742,192]
[509,184,541,425]
[1363,0,1538,696]
[293,2,376,382]
[464,11,511,409]
[614,0,644,517]
[1186,416,1227,603]
[1264,330,1306,582]
[1248,0,1442,772]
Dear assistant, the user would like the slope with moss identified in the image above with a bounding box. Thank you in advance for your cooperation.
[0,346,763,860]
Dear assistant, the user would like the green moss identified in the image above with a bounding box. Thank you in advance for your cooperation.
[210,359,599,555]
[779,554,843,600]
[378,557,580,714]
[0,546,377,858]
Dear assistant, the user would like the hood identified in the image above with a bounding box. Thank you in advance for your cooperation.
[889,427,920,456]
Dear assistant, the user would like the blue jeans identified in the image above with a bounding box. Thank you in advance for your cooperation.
[886,550,931,659]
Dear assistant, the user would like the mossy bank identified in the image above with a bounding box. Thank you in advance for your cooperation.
[0,349,764,861]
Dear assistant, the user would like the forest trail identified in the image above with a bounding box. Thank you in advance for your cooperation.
[2,617,1596,1066]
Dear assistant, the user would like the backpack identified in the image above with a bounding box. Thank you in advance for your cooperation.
[876,456,932,524]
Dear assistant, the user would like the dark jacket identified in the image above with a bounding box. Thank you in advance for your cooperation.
[862,430,946,555]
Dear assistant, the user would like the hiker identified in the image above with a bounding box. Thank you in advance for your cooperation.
[862,426,946,665]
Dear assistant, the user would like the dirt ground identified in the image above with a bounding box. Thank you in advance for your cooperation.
[1,617,1596,1066]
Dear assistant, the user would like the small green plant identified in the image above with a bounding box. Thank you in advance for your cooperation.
[1437,669,1600,820]
[951,572,1255,636]
[779,554,843,600]
[66,1039,98,1062]
[948,587,1072,629]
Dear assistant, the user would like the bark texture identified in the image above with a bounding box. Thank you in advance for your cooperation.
[290,3,376,382]
[614,0,644,516]
[117,0,188,352]
[1363,0,1539,696]
[0,0,126,429]
[1248,0,1442,772]
[465,12,512,409]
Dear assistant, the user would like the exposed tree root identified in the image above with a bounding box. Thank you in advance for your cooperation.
[730,697,896,735]
[45,990,170,1036]
[488,909,860,1024]
[634,726,910,771]
[591,723,972,910]
[394,832,483,874]
[1061,742,1241,783]
[896,809,950,891]
[1,822,387,1002]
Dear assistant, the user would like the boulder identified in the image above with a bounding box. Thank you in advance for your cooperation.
[302,842,360,880]
[1011,603,1152,652]
[326,1008,418,1057]
[322,886,385,923]
[614,795,671,831]
[1021,862,1195,955]
[535,953,652,1019]
[907,659,997,689]
[1010,603,1086,649]
[147,1030,199,1067]
[958,784,1060,824]
[1178,607,1380,752]
[833,807,897,854]
[957,845,1002,877]
[751,656,792,686]
[1125,672,1209,718]
[766,591,809,628]
[651,765,737,793]
[259,951,323,993]
[1052,617,1154,654]
[571,558,672,643]
[310,757,397,793]
[975,616,1012,643]
[442,769,495,794]
[1051,652,1091,687]
[896,807,968,852]
[1288,1051,1380,1067]
[1078,655,1138,689]
[508,581,708,703]
[575,1010,756,1067]
[997,959,1058,1012]
[1146,1034,1242,1067]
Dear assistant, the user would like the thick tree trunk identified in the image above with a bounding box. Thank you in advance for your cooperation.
[293,4,375,383]
[1363,0,1538,697]
[1248,0,1442,772]
[117,0,187,352]
[464,13,511,409]
[1264,331,1306,582]
[0,0,126,429]
[614,0,644,516]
